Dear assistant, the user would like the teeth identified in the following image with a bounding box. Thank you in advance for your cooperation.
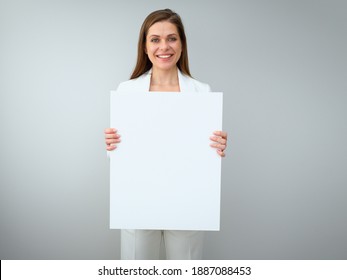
[157,55,171,58]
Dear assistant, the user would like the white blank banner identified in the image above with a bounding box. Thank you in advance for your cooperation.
[110,91,223,230]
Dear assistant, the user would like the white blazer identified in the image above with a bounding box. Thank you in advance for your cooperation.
[116,68,211,92]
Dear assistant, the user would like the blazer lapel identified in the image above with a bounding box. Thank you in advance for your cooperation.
[140,69,152,92]
[178,69,195,92]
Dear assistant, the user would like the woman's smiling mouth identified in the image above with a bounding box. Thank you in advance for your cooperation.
[156,54,173,58]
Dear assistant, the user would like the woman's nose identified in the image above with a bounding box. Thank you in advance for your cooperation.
[159,39,169,50]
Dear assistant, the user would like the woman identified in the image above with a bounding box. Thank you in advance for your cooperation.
[105,9,228,260]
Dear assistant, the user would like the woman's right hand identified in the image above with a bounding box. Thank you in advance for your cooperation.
[105,128,121,151]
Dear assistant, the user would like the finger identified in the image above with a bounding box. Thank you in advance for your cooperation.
[104,128,117,134]
[210,143,226,150]
[105,133,121,139]
[209,136,227,145]
[106,139,121,145]
[106,145,117,151]
[217,149,226,157]
[106,139,120,144]
[213,130,227,139]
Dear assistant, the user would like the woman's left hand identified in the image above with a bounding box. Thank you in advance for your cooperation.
[210,131,228,157]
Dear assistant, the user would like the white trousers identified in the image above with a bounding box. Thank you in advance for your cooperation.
[121,229,204,260]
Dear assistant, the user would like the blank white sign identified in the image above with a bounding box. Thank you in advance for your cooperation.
[110,91,223,230]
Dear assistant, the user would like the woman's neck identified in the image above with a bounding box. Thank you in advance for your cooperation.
[150,67,179,87]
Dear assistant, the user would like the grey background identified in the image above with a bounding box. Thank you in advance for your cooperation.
[1,0,346,259]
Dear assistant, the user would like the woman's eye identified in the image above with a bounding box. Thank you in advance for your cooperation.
[151,38,159,43]
[168,37,177,42]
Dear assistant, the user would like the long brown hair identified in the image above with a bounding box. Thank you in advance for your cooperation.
[130,9,191,79]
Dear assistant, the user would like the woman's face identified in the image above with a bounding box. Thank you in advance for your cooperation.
[145,21,182,72]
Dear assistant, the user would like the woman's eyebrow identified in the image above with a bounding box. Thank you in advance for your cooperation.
[148,33,178,37]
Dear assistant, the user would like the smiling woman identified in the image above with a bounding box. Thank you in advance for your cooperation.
[104,8,228,260]
[146,21,182,73]
[130,8,191,80]
[146,21,182,92]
